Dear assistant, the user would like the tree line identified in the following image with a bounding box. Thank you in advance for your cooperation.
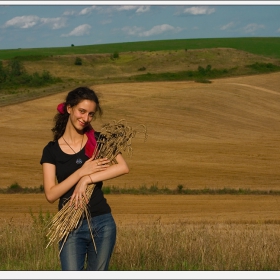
[0,60,61,89]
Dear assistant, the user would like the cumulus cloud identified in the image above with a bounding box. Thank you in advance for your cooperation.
[122,26,143,36]
[278,28,280,32]
[100,19,112,25]
[220,21,235,30]
[243,23,265,33]
[3,15,66,29]
[40,17,67,29]
[182,6,215,15]
[4,15,40,28]
[78,6,100,15]
[115,6,139,11]
[91,5,150,14]
[115,5,150,13]
[122,24,182,37]
[63,10,76,16]
[135,6,150,13]
[61,24,91,37]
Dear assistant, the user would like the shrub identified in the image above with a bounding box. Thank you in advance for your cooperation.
[0,60,61,89]
[7,182,23,193]
[8,60,25,77]
[110,51,119,60]
[177,184,184,193]
[246,62,280,72]
[102,186,111,194]
[74,57,82,65]
[138,66,146,71]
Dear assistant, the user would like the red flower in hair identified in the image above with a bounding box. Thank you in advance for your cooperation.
[57,103,65,114]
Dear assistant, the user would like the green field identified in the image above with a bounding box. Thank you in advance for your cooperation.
[1,37,280,60]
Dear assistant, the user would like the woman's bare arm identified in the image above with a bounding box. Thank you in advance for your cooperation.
[42,157,110,203]
[89,153,129,183]
[70,153,129,208]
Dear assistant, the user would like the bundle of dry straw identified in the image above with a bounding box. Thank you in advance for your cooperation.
[46,120,147,253]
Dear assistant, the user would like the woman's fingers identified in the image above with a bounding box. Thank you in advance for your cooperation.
[95,158,110,167]
[70,193,88,209]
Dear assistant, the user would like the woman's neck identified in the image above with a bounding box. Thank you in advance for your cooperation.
[63,124,84,144]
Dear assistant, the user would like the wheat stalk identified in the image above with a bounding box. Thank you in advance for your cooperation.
[45,120,147,253]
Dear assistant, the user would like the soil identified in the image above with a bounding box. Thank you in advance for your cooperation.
[1,72,280,224]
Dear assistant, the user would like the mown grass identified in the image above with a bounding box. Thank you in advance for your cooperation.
[1,37,280,60]
[1,211,280,270]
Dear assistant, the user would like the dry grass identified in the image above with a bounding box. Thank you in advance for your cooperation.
[1,72,280,191]
[1,193,280,270]
[21,48,279,82]
[1,48,280,271]
[1,214,280,270]
[1,194,280,225]
[111,222,280,270]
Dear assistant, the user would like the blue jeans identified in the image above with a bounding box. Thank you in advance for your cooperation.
[59,213,116,271]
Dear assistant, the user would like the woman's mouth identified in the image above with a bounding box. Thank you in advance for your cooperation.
[78,120,86,127]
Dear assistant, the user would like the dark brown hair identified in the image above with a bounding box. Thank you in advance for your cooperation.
[51,87,102,140]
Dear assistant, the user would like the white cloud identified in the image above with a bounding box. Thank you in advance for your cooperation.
[122,26,143,36]
[115,5,150,13]
[115,6,139,11]
[122,24,182,37]
[4,15,40,28]
[135,6,150,13]
[61,24,91,37]
[40,17,67,29]
[243,23,265,33]
[79,6,99,15]
[277,28,280,33]
[220,21,235,31]
[95,5,150,14]
[100,19,112,25]
[3,15,66,29]
[183,6,215,15]
[63,10,76,16]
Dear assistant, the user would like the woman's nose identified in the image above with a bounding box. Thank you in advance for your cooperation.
[83,114,90,123]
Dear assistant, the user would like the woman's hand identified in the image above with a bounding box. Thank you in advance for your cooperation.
[79,157,110,177]
[70,176,90,209]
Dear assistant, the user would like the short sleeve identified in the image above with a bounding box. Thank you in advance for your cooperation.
[40,141,56,165]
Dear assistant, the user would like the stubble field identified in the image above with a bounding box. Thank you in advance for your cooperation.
[1,72,280,225]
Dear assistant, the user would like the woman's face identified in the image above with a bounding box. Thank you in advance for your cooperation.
[67,99,97,130]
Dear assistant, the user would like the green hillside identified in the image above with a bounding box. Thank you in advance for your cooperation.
[1,37,280,60]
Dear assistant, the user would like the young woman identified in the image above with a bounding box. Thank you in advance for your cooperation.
[40,86,129,270]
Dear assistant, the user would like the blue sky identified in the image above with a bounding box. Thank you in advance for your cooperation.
[0,1,280,50]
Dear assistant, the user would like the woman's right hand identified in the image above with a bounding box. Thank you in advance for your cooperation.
[80,157,110,177]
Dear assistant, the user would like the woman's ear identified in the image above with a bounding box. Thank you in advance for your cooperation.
[66,104,72,114]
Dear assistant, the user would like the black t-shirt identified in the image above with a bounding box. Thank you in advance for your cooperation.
[40,134,111,217]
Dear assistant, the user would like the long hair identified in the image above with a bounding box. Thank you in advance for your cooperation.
[51,87,103,141]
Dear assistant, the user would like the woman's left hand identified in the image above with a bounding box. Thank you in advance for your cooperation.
[70,176,89,209]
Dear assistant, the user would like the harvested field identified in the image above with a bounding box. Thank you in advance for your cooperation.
[1,73,280,224]
[1,72,280,190]
[1,194,280,225]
